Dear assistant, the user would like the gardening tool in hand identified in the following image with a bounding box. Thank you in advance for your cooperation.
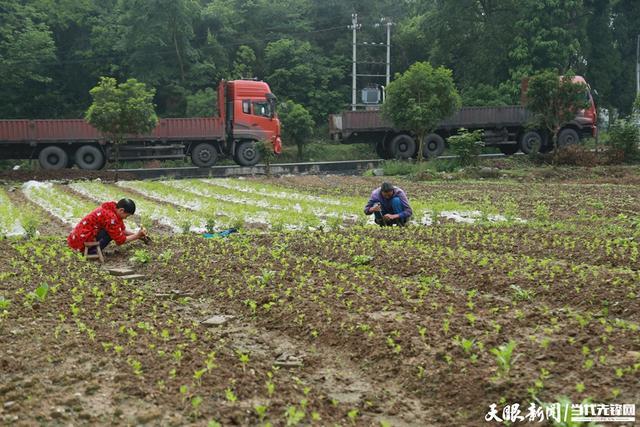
[132,216,152,245]
[138,227,152,245]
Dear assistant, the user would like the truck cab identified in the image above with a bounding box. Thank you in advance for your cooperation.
[219,80,282,166]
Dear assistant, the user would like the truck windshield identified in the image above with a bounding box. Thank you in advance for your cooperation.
[252,101,271,118]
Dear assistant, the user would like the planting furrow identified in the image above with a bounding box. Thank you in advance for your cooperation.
[21,181,96,225]
[166,179,364,224]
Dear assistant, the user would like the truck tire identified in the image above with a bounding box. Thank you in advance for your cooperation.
[74,145,106,170]
[557,128,580,148]
[498,144,519,155]
[191,143,218,167]
[389,134,416,159]
[38,146,69,170]
[422,133,446,158]
[519,131,542,154]
[235,141,261,166]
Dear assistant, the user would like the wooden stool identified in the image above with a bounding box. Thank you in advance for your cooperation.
[84,241,105,263]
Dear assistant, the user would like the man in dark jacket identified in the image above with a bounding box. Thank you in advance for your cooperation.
[364,182,413,226]
[68,198,147,252]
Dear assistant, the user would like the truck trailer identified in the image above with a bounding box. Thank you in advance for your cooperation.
[0,79,282,170]
[329,76,597,159]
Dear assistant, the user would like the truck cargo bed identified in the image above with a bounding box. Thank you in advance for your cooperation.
[0,117,225,143]
[330,106,532,136]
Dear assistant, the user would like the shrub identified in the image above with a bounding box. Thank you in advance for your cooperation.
[381,158,461,178]
[448,129,484,166]
[607,119,640,163]
[256,140,276,176]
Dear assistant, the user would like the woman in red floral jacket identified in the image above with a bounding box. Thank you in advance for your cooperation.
[67,198,146,252]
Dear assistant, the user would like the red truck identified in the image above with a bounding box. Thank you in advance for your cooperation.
[329,76,597,158]
[0,79,282,169]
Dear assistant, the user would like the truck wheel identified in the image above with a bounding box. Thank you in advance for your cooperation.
[74,145,106,170]
[38,146,69,170]
[389,134,416,159]
[519,131,542,154]
[235,141,262,166]
[557,128,580,148]
[191,143,218,167]
[422,133,446,158]
[498,144,519,155]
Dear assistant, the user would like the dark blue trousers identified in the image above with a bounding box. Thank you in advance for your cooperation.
[374,197,407,226]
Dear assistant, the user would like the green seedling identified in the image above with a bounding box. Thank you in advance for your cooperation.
[352,255,373,266]
[225,388,237,403]
[129,249,151,264]
[490,340,518,378]
[510,284,535,301]
[0,296,11,310]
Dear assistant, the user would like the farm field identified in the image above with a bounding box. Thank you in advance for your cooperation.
[0,175,639,426]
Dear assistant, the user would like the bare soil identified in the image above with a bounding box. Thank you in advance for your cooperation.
[1,175,638,426]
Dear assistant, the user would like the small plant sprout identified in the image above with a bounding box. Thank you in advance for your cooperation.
[510,284,535,301]
[0,296,11,310]
[129,249,151,264]
[180,215,192,234]
[191,395,203,418]
[158,249,173,263]
[127,357,143,376]
[285,405,305,426]
[460,337,475,354]
[225,388,237,403]
[180,384,189,402]
[205,215,216,234]
[236,350,250,372]
[21,212,40,239]
[490,340,518,378]
[352,254,374,266]
[347,408,359,424]
[254,404,268,422]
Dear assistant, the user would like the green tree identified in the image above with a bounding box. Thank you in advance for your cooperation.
[185,88,217,117]
[583,0,621,110]
[382,62,461,161]
[231,45,256,79]
[525,70,589,150]
[611,0,640,114]
[279,100,314,160]
[507,0,586,100]
[85,77,158,179]
[461,84,511,107]
[0,0,56,117]
[264,38,345,122]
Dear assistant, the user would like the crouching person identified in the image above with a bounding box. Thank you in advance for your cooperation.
[364,182,413,226]
[68,198,147,253]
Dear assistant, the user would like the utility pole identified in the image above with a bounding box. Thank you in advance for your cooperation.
[636,34,639,96]
[349,14,361,111]
[349,15,391,110]
[382,18,393,86]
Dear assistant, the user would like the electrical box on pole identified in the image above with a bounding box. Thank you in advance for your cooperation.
[348,15,392,111]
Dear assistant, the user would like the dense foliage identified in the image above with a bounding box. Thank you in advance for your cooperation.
[1,0,639,122]
[525,71,589,145]
[279,100,315,160]
[382,62,460,160]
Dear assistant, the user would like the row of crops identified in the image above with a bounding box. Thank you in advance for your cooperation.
[1,178,523,237]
